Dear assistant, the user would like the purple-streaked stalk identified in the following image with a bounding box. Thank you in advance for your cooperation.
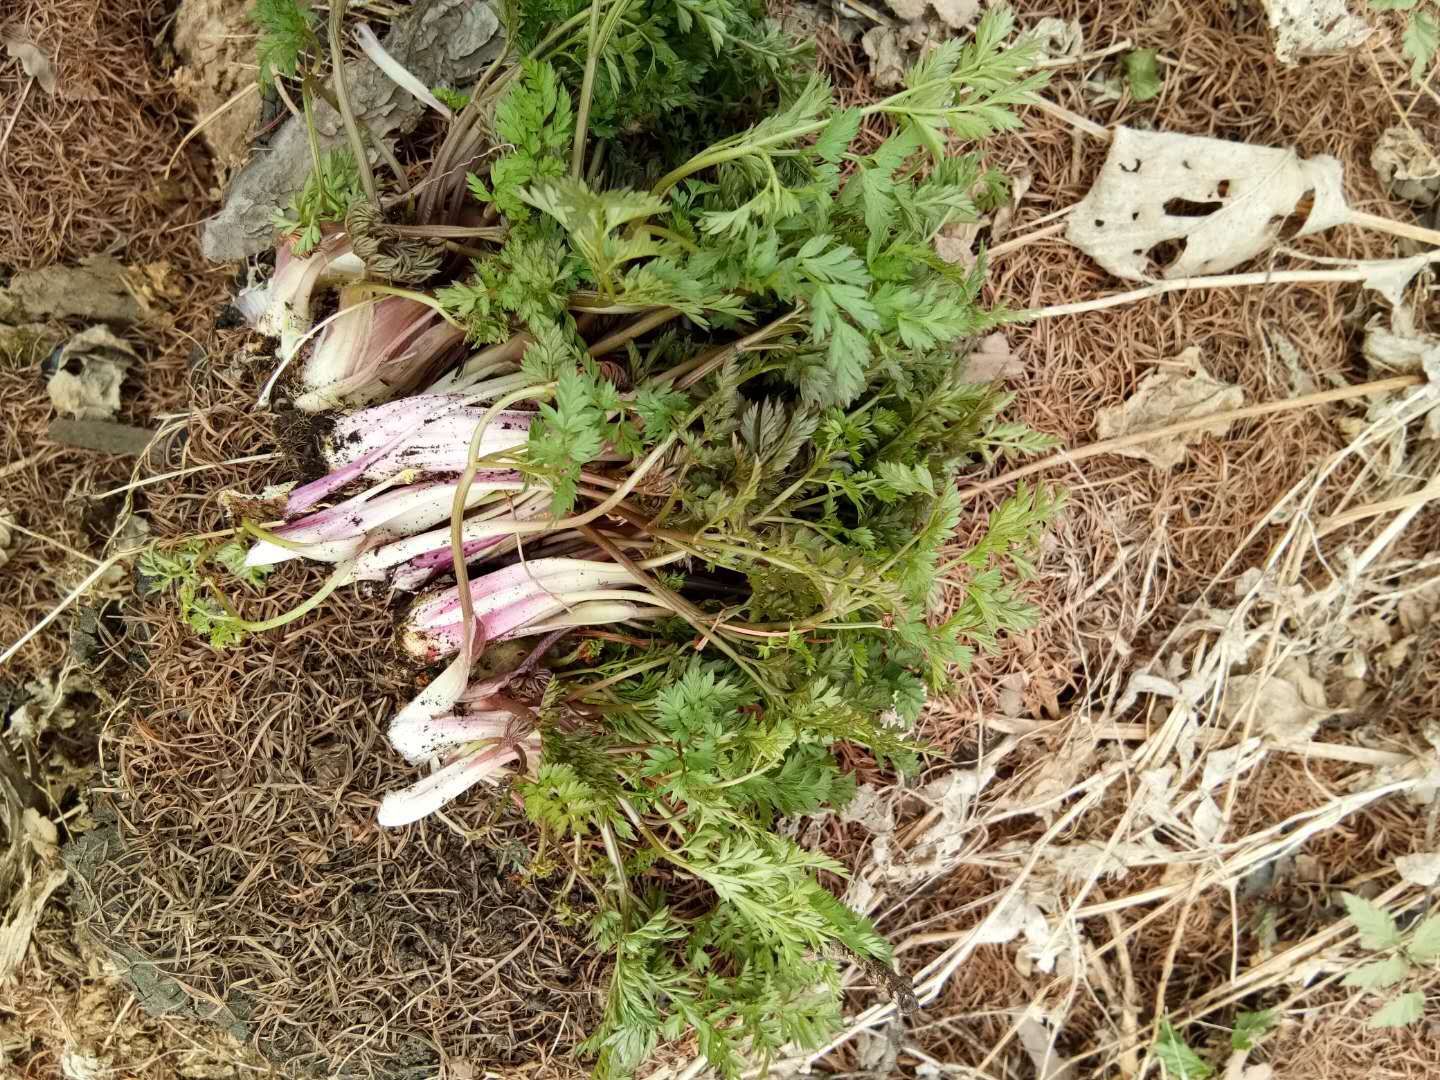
[400,558,653,662]
[355,488,550,588]
[285,396,532,515]
[239,239,367,384]
[294,289,467,413]
[376,733,541,827]
[444,382,556,679]
[248,475,525,569]
[386,560,670,741]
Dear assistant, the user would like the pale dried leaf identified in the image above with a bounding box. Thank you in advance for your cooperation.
[1260,0,1372,64]
[1047,840,1165,882]
[880,0,979,27]
[1135,766,1179,826]
[1223,1051,1274,1080]
[839,784,896,832]
[21,808,58,860]
[991,169,1032,242]
[929,0,981,29]
[861,25,910,89]
[0,506,13,570]
[973,892,1049,946]
[1067,128,1349,280]
[61,1045,107,1080]
[1200,738,1266,795]
[7,672,93,739]
[849,745,1018,890]
[882,0,927,18]
[46,326,138,421]
[1360,252,1440,311]
[0,866,68,980]
[1223,660,1329,747]
[1395,851,1440,888]
[1017,1013,1076,1080]
[1093,348,1245,469]
[842,875,878,914]
[4,39,58,95]
[1397,581,1440,635]
[1085,71,1126,105]
[1193,795,1226,844]
[1018,17,1083,61]
[996,670,1026,716]
[1264,326,1317,394]
[1371,126,1440,207]
[1019,738,1097,814]
[1363,319,1440,376]
[966,333,1024,382]
[935,218,984,268]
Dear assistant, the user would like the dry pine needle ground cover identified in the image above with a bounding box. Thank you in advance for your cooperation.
[3,0,1440,1077]
[0,0,264,1074]
[786,2,1440,1079]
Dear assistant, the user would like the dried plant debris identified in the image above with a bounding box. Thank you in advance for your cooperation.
[861,21,943,88]
[965,331,1025,382]
[1067,128,1350,280]
[1093,347,1245,469]
[6,671,94,739]
[1371,125,1440,207]
[0,257,146,324]
[933,216,984,267]
[1395,852,1440,887]
[3,37,59,95]
[1362,316,1440,377]
[44,327,138,421]
[1222,658,1330,748]
[882,0,980,30]
[0,507,14,570]
[1016,16,1083,61]
[0,838,68,982]
[1260,0,1373,63]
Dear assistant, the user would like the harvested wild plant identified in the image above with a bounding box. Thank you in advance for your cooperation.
[147,0,1058,1073]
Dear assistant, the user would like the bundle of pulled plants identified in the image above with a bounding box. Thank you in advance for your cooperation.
[146,1,1059,1074]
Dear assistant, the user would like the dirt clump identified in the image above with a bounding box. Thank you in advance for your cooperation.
[172,0,262,180]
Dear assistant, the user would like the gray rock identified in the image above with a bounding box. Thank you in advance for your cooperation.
[201,0,503,263]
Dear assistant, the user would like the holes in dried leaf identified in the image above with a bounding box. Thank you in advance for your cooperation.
[1273,189,1316,240]
[1163,197,1224,218]
[1146,237,1188,272]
